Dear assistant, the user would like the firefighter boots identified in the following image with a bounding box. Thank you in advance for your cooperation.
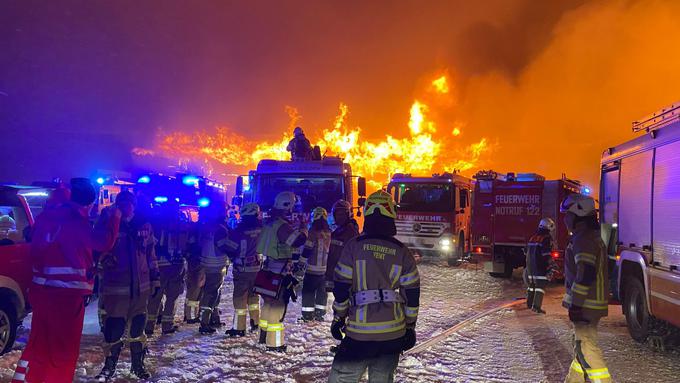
[94,344,121,382]
[130,350,150,379]
[225,328,246,337]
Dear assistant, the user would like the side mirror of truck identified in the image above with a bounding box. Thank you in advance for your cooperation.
[356,197,366,217]
[358,177,367,197]
[235,176,244,196]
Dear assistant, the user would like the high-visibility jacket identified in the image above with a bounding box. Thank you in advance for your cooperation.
[562,224,609,320]
[526,232,551,279]
[257,217,306,261]
[199,222,230,272]
[333,234,420,342]
[300,227,331,275]
[225,225,262,273]
[100,216,160,297]
[30,203,119,296]
[325,220,359,284]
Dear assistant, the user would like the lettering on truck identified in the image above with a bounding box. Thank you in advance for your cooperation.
[494,194,541,216]
[397,214,445,222]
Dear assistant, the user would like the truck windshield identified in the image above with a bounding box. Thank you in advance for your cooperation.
[255,175,344,212]
[392,182,455,212]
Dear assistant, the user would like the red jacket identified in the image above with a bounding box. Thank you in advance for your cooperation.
[30,203,119,295]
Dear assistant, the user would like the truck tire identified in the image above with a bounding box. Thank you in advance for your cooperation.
[0,299,18,355]
[623,276,653,343]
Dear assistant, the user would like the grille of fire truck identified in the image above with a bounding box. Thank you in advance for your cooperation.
[395,221,446,237]
[632,101,680,133]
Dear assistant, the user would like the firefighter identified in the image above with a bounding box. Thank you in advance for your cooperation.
[183,222,204,323]
[224,202,263,337]
[299,207,332,322]
[198,201,230,334]
[525,217,555,314]
[560,194,611,383]
[12,179,120,383]
[145,202,189,335]
[286,126,313,161]
[328,191,420,382]
[325,200,360,292]
[256,191,308,351]
[95,191,160,381]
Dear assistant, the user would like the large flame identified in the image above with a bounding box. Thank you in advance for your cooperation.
[148,73,490,187]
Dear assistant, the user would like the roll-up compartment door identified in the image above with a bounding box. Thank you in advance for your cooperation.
[619,151,652,249]
[653,141,680,267]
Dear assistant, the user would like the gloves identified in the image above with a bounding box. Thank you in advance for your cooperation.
[151,286,161,299]
[331,317,346,340]
[402,327,416,351]
[568,306,588,323]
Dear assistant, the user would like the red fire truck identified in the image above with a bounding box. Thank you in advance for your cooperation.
[386,172,472,266]
[470,170,583,279]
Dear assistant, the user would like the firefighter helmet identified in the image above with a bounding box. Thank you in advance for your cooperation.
[331,199,352,219]
[538,217,556,232]
[311,207,328,222]
[273,191,296,212]
[241,203,260,217]
[115,190,137,206]
[294,127,303,136]
[364,191,397,219]
[560,194,596,217]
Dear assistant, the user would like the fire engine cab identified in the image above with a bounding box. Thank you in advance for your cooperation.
[471,170,582,279]
[386,172,472,266]
[605,102,680,343]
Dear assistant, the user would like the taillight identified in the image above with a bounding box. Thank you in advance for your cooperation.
[551,251,560,259]
[475,247,482,253]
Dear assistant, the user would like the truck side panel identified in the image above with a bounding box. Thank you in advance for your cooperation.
[619,151,653,250]
[493,182,543,245]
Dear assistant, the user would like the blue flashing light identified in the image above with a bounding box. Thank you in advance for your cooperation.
[182,175,200,186]
[583,186,591,195]
[96,177,105,185]
[198,197,211,207]
[175,197,180,202]
[154,196,168,203]
[138,175,151,184]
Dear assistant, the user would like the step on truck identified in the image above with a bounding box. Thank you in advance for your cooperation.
[386,172,472,266]
[470,171,583,279]
[604,102,680,343]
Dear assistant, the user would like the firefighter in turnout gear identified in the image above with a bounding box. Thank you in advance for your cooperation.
[286,126,313,161]
[95,191,160,381]
[145,202,190,335]
[183,225,204,323]
[198,201,230,334]
[224,203,263,337]
[256,191,308,352]
[561,194,611,383]
[526,217,555,314]
[329,191,420,383]
[299,207,332,321]
[325,200,360,291]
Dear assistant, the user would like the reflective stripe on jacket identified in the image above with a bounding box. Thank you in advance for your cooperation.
[526,233,551,278]
[226,226,262,273]
[199,223,230,272]
[257,217,306,261]
[301,228,331,275]
[325,221,359,283]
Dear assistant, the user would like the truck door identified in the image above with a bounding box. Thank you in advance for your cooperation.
[600,164,620,259]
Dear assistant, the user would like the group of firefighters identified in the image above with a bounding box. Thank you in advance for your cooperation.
[11,176,423,383]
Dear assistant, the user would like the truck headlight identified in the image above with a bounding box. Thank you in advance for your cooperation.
[439,238,453,252]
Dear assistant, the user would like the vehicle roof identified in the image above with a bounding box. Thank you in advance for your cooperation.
[255,157,349,175]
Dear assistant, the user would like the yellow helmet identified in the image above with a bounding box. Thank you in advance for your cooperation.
[311,207,328,222]
[364,190,397,219]
[241,203,260,217]
[273,191,297,212]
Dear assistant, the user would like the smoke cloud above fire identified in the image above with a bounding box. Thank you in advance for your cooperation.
[2,0,680,189]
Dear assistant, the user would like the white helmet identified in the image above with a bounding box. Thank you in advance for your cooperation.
[538,217,556,232]
[560,194,596,217]
[273,191,296,212]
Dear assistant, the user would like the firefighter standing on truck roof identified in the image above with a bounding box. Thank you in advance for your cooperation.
[145,202,189,336]
[224,202,263,337]
[325,200,360,292]
[561,194,611,383]
[12,180,120,383]
[95,191,160,381]
[526,217,556,314]
[256,191,308,352]
[198,200,230,334]
[299,207,332,322]
[286,126,313,161]
[328,191,420,383]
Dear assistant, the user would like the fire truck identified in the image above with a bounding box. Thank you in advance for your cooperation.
[471,170,583,279]
[234,156,367,217]
[605,102,680,343]
[386,172,472,266]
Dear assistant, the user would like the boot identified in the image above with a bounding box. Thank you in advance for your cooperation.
[199,325,216,334]
[162,324,179,334]
[131,348,150,379]
[266,345,287,353]
[250,319,259,332]
[144,322,155,337]
[225,328,246,337]
[314,310,326,322]
[259,329,267,344]
[532,292,545,314]
[94,344,121,382]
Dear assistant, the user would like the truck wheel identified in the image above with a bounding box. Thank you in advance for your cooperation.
[623,276,652,343]
[447,258,461,267]
[0,299,18,355]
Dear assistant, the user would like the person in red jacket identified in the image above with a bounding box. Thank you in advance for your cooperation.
[12,178,120,383]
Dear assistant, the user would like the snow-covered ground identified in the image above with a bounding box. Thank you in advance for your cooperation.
[2,261,680,382]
